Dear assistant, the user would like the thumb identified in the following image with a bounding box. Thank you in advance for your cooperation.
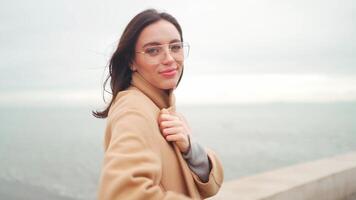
[161,108,170,114]
[158,108,169,123]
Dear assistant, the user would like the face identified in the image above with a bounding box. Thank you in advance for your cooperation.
[132,20,184,90]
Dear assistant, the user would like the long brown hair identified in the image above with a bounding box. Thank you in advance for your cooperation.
[93,9,184,118]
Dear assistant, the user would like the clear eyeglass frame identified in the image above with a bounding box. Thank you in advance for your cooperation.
[135,42,190,64]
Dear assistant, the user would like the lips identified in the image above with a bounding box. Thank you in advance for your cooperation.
[160,68,177,78]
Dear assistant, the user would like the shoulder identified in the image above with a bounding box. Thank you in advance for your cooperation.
[107,87,158,123]
[103,88,160,151]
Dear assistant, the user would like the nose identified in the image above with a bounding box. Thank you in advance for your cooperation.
[161,47,175,63]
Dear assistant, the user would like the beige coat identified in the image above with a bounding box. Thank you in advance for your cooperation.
[98,72,224,200]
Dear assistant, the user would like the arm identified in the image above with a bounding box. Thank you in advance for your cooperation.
[190,149,224,199]
[182,138,224,199]
[98,109,192,200]
[182,137,211,182]
[158,109,224,199]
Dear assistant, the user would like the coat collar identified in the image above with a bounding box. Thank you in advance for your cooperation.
[130,72,176,112]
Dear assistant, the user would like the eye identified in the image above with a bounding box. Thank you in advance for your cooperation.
[170,43,183,52]
[145,47,161,56]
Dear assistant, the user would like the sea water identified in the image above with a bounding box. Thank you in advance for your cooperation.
[0,102,355,199]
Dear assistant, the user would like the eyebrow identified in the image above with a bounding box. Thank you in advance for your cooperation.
[142,39,181,48]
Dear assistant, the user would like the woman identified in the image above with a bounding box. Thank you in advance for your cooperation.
[94,9,223,199]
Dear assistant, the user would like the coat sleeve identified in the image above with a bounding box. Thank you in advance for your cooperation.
[191,149,224,199]
[97,109,192,200]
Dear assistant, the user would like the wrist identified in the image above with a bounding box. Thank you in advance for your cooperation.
[181,135,191,154]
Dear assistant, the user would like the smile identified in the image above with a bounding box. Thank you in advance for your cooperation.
[160,68,177,78]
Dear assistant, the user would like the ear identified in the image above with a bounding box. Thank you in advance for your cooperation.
[131,61,137,71]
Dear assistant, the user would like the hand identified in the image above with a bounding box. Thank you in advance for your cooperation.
[158,109,191,153]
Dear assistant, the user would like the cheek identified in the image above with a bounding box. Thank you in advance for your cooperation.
[178,67,183,77]
[136,58,158,73]
[178,62,184,75]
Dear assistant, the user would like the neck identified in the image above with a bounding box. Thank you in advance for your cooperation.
[131,72,175,110]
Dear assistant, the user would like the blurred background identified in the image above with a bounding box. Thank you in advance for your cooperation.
[0,0,355,199]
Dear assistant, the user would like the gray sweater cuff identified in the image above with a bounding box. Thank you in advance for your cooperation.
[182,136,211,182]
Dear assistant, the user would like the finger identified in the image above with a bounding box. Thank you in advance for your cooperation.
[159,114,179,122]
[173,112,191,134]
[165,134,185,142]
[162,127,183,136]
[160,120,182,129]
[158,109,171,123]
[160,108,170,114]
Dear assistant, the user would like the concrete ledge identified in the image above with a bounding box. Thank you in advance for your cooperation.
[210,152,356,200]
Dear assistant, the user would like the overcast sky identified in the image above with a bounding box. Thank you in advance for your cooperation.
[1,0,355,105]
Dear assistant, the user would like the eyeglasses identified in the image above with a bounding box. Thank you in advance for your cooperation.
[136,42,190,64]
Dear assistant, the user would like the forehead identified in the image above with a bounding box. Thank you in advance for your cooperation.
[136,20,181,48]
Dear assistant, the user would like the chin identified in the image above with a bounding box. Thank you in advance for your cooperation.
[160,79,178,90]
